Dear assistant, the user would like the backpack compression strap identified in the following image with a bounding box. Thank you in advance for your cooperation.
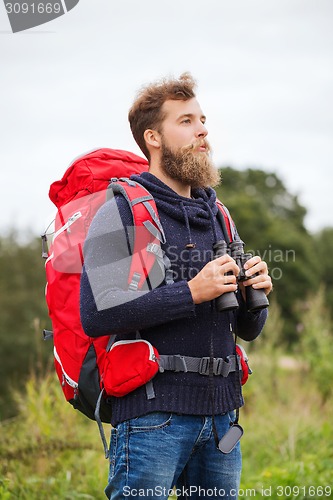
[107,178,168,291]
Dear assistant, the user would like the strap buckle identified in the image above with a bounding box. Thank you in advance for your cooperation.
[173,354,188,373]
[198,357,229,376]
[198,357,210,375]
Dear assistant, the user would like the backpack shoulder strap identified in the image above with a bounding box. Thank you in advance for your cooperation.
[216,199,236,244]
[107,178,166,291]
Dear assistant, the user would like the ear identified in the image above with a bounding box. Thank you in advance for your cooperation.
[144,129,162,151]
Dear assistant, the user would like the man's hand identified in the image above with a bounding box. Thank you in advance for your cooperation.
[239,255,273,300]
[188,254,240,305]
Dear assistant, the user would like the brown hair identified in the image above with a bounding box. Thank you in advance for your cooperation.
[128,72,197,160]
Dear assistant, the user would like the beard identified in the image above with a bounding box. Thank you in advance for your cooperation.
[160,138,220,189]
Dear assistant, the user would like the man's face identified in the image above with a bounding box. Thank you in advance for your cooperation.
[158,98,220,188]
[160,97,208,152]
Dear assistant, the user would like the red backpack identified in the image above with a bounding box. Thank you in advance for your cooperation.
[42,147,242,426]
[42,148,166,422]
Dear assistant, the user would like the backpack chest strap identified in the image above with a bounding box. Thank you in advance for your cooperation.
[158,354,239,377]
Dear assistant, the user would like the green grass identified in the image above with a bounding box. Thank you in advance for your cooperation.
[1,356,332,500]
[0,373,108,499]
[238,356,333,499]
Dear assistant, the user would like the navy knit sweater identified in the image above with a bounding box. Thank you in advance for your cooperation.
[80,172,267,426]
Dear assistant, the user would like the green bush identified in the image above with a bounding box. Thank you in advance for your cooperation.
[1,342,333,499]
[1,290,333,499]
[298,287,333,403]
[0,372,107,499]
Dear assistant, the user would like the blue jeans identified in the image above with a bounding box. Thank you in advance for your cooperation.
[105,412,242,499]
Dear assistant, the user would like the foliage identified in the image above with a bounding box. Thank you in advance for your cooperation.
[238,302,333,499]
[241,298,285,396]
[0,372,107,499]
[1,320,333,499]
[216,167,320,343]
[0,234,51,418]
[298,287,333,403]
[314,228,333,313]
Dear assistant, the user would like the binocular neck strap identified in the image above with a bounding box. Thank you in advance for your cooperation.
[211,312,242,450]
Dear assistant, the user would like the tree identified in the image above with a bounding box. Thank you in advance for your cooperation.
[314,227,333,313]
[298,287,333,403]
[0,234,51,418]
[216,167,320,343]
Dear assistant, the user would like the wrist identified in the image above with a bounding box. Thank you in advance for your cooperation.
[188,279,201,305]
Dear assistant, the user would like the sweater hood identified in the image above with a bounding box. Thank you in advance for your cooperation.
[131,172,219,233]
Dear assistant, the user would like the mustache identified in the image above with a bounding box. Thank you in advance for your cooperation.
[182,139,211,153]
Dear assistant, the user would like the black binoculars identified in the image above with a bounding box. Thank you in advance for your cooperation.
[213,240,269,313]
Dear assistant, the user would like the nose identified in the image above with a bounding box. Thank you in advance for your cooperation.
[196,121,208,138]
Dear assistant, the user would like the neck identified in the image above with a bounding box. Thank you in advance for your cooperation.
[148,162,191,198]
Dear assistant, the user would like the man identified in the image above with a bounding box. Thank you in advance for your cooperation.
[80,73,272,499]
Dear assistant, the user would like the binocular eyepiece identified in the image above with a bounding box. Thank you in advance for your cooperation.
[213,240,269,313]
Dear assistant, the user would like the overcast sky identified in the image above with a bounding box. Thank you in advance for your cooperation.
[1,0,332,238]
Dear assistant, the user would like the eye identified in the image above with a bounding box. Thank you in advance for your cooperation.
[181,118,191,124]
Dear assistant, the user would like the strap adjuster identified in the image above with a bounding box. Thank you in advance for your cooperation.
[221,357,232,377]
[119,177,136,186]
[128,272,141,291]
[173,355,188,373]
[147,242,162,257]
[198,357,210,376]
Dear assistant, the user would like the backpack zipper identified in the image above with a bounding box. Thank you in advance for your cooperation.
[110,339,157,362]
[54,346,79,389]
[52,211,82,242]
